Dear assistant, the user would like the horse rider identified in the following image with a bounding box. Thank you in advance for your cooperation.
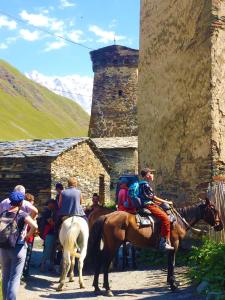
[139,168,174,251]
[56,177,86,234]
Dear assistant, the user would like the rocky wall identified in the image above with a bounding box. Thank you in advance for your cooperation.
[138,0,213,205]
[89,66,138,137]
[0,157,51,206]
[51,142,110,205]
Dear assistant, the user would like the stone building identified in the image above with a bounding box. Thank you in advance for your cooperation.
[89,45,139,138]
[92,136,138,196]
[138,0,225,205]
[0,138,110,207]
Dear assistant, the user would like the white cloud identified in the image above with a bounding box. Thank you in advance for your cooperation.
[89,25,126,44]
[20,10,49,27]
[44,39,66,52]
[60,0,76,8]
[19,29,40,41]
[0,16,17,30]
[19,10,64,33]
[0,43,8,49]
[67,30,84,42]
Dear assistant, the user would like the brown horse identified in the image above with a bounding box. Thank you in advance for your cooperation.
[89,198,223,296]
[88,206,136,269]
[88,206,113,230]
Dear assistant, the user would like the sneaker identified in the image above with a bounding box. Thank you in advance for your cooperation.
[159,238,174,251]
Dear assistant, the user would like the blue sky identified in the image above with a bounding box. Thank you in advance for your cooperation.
[0,0,140,77]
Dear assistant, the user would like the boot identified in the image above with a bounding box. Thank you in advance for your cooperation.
[159,238,174,251]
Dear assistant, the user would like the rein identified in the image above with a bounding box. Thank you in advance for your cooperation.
[171,206,206,234]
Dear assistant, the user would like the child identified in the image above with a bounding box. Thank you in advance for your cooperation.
[40,199,57,272]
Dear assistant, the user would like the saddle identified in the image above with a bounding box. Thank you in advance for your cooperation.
[135,207,176,228]
[136,208,155,228]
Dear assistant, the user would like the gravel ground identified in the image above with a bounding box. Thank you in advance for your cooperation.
[18,244,205,300]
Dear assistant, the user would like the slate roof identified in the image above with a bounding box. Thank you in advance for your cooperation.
[92,136,138,149]
[0,138,112,171]
[0,138,88,158]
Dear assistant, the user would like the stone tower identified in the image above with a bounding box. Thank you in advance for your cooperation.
[138,0,225,205]
[88,45,139,138]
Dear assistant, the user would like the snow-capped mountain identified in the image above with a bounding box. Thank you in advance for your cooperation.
[26,70,93,114]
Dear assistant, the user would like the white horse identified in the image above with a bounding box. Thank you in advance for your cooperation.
[57,216,89,291]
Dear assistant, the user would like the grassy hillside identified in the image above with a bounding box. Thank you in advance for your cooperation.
[0,60,90,140]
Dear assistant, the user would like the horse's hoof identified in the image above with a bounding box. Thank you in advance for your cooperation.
[170,282,179,291]
[80,283,85,289]
[69,278,75,282]
[105,290,114,297]
[56,284,63,292]
[94,288,101,295]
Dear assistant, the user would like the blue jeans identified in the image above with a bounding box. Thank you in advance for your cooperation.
[0,244,27,300]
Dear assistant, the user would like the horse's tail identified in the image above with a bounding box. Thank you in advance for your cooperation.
[87,215,106,264]
[60,218,80,253]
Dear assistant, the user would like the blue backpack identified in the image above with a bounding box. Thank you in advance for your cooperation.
[128,180,150,208]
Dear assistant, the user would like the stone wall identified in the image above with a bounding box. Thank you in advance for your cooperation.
[51,142,110,205]
[0,157,51,206]
[211,2,225,177]
[102,148,138,199]
[89,45,139,138]
[138,0,216,205]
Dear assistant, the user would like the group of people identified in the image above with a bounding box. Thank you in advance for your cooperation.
[0,168,174,300]
[0,178,100,300]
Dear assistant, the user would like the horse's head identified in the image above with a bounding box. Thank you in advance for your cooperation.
[200,198,224,231]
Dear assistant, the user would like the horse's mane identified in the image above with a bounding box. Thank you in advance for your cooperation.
[176,203,202,227]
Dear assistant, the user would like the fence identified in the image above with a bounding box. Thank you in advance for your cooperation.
[208,181,225,243]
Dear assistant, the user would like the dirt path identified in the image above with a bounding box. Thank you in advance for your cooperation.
[18,248,205,300]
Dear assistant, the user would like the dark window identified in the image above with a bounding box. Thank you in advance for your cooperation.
[118,90,123,97]
[99,174,105,205]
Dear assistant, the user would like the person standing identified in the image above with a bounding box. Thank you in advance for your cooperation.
[0,185,38,219]
[139,168,174,251]
[22,193,36,279]
[0,192,37,300]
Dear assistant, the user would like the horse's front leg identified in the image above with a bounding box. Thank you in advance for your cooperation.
[167,250,179,291]
[57,251,71,291]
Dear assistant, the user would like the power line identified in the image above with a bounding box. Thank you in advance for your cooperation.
[0,10,94,51]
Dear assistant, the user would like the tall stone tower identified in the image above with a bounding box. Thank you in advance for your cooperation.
[88,45,139,138]
[138,0,225,205]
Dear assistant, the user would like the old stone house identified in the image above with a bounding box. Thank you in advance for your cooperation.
[89,45,139,138]
[0,138,110,207]
[138,0,225,205]
[92,136,138,196]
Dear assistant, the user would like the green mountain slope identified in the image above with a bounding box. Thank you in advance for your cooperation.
[0,60,90,140]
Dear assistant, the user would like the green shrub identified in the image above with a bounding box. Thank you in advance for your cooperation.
[188,239,225,295]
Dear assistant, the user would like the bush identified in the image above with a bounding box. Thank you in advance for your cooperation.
[188,239,225,295]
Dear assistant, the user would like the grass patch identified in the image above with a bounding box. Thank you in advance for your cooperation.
[187,238,225,298]
[0,60,89,140]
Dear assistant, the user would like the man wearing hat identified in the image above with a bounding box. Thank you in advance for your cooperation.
[139,168,174,251]
[117,178,136,214]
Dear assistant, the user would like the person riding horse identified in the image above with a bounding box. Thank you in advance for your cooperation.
[56,177,86,234]
[139,168,174,251]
